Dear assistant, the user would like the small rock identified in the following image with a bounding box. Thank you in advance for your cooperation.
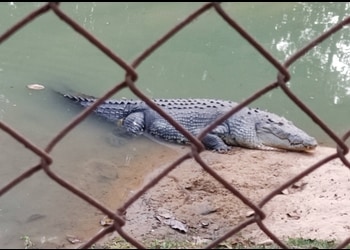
[66,235,82,244]
[257,239,274,245]
[291,180,307,190]
[200,207,218,215]
[100,216,114,226]
[246,210,255,217]
[281,189,289,195]
[200,220,210,227]
[286,211,301,220]
[211,223,219,231]
[27,84,45,90]
[158,211,172,219]
[169,218,187,233]
[192,236,211,245]
[157,208,173,219]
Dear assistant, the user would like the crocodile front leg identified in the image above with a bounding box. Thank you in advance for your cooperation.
[122,112,145,136]
[201,133,232,153]
[148,120,232,152]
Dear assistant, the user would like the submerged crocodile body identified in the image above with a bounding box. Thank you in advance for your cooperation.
[61,93,317,152]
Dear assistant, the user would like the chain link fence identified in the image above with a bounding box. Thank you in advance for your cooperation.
[0,2,349,249]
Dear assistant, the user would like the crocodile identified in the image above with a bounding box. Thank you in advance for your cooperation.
[61,93,317,153]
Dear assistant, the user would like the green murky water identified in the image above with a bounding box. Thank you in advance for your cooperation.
[0,2,349,248]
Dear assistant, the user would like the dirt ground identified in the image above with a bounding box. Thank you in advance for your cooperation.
[97,145,350,248]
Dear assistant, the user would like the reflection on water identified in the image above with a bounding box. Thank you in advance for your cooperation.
[0,2,349,248]
[273,2,350,106]
[0,121,180,248]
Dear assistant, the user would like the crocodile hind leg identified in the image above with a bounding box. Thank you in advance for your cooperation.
[121,112,145,136]
[148,119,189,145]
[108,112,145,147]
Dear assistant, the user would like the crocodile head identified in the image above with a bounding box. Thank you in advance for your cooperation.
[255,112,317,152]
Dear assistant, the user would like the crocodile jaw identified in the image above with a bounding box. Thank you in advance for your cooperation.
[255,118,318,152]
[258,132,318,152]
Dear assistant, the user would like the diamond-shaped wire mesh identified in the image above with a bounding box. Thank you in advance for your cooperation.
[0,2,349,249]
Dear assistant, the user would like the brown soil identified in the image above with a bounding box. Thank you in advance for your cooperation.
[99,145,350,247]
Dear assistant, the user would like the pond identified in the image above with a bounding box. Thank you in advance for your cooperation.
[0,2,349,248]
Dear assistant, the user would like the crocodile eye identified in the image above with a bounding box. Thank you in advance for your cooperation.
[278,122,284,126]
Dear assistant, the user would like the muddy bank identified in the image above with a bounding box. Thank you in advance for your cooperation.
[100,146,350,247]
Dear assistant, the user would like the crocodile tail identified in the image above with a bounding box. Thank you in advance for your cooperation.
[58,91,139,123]
[62,93,97,109]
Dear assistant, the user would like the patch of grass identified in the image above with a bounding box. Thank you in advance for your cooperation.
[147,239,194,249]
[20,235,34,249]
[99,237,201,249]
[96,237,136,249]
[217,239,277,249]
[220,237,347,249]
[286,238,338,249]
[98,236,349,249]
